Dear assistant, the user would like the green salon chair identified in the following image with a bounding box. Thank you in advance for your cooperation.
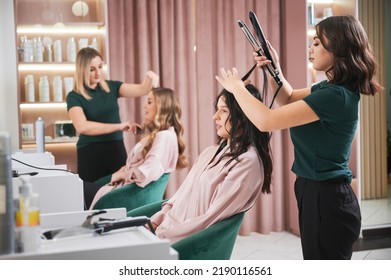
[92,173,170,212]
[127,200,245,260]
[94,173,112,187]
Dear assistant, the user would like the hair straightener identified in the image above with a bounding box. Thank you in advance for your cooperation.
[238,11,283,107]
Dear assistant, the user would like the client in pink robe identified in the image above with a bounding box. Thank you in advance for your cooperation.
[89,87,187,209]
[149,84,273,242]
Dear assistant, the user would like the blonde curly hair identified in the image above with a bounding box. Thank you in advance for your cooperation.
[142,87,188,169]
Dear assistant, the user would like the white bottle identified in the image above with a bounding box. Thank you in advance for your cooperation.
[53,75,63,102]
[35,117,45,153]
[18,36,26,62]
[78,38,88,50]
[67,37,77,63]
[90,37,99,51]
[45,44,53,62]
[39,76,50,102]
[24,74,35,102]
[53,39,62,62]
[23,39,34,62]
[15,176,40,253]
[34,37,43,62]
[63,77,74,95]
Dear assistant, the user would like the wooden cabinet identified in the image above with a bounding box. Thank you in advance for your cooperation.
[14,0,108,172]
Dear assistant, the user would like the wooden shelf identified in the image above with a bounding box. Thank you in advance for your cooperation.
[15,0,108,171]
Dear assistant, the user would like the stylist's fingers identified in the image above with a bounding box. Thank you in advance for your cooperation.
[220,67,229,78]
[253,52,271,67]
[215,67,244,94]
[130,123,143,134]
[120,121,132,132]
[146,70,160,88]
[219,67,238,79]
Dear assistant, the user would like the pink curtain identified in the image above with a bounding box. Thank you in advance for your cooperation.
[107,0,296,236]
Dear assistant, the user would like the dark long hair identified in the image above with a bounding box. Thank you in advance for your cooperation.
[212,84,273,194]
[316,15,382,95]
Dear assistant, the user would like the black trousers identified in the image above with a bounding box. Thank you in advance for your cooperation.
[77,140,127,183]
[294,177,361,260]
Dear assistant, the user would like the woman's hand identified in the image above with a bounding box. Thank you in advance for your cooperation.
[118,121,142,133]
[118,121,133,132]
[110,168,126,186]
[128,122,143,134]
[253,52,272,68]
[119,71,159,98]
[254,42,281,71]
[143,70,160,90]
[215,67,245,94]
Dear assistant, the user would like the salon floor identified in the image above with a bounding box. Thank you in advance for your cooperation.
[231,181,391,260]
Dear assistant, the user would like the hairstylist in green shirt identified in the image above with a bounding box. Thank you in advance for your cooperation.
[216,16,382,260]
[67,47,159,182]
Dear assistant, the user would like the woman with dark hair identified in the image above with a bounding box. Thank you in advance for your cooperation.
[87,87,187,209]
[67,47,159,182]
[148,84,273,243]
[216,15,382,259]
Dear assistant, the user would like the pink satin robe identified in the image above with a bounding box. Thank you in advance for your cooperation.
[89,127,178,209]
[151,143,264,243]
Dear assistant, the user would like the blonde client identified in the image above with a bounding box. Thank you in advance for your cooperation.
[88,87,187,209]
[148,84,273,242]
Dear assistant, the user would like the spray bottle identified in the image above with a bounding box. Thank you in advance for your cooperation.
[15,176,40,252]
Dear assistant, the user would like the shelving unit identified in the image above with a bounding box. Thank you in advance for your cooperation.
[306,0,356,86]
[14,0,108,172]
[306,1,334,85]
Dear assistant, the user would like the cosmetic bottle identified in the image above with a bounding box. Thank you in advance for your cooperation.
[23,39,34,62]
[39,76,50,102]
[90,37,99,51]
[35,37,44,62]
[53,39,62,62]
[18,36,26,62]
[45,44,53,62]
[67,37,77,63]
[35,117,45,153]
[24,74,35,102]
[53,75,63,102]
[15,176,40,253]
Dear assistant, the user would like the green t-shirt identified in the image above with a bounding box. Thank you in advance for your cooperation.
[66,80,123,149]
[290,80,360,182]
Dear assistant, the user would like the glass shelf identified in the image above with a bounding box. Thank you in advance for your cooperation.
[17,24,105,35]
[18,63,107,72]
[20,103,67,109]
[22,137,79,145]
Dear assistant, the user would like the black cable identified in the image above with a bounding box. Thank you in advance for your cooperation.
[11,157,76,174]
[242,62,282,109]
[12,170,39,177]
[241,63,257,81]
[269,81,283,109]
